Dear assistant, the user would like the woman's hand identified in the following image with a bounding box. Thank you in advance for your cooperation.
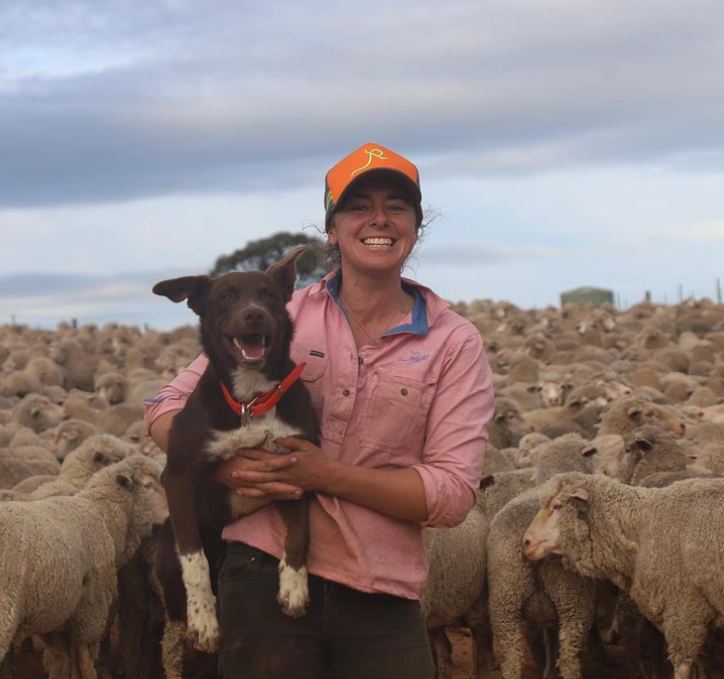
[213,438,337,500]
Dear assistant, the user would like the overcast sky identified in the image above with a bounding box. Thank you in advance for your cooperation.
[1,0,722,330]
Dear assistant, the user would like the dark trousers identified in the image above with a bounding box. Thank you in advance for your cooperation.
[217,542,435,679]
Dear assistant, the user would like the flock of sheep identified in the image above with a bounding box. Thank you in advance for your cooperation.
[0,296,722,679]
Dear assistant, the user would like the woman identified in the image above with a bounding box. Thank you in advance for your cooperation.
[144,142,495,679]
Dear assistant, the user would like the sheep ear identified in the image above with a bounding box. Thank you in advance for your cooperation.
[152,276,210,315]
[626,406,643,420]
[633,437,653,452]
[30,406,41,416]
[568,488,589,503]
[116,472,135,490]
[479,475,496,490]
[265,245,307,303]
[581,446,598,458]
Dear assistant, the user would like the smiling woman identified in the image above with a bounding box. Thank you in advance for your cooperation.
[144,142,495,679]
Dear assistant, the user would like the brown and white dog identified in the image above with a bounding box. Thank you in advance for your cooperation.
[152,246,318,654]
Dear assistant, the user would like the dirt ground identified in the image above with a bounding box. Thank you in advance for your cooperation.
[445,628,724,679]
[11,629,724,678]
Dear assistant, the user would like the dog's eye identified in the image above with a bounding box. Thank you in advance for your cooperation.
[220,291,235,301]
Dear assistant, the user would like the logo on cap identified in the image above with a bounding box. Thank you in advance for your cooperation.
[350,148,388,178]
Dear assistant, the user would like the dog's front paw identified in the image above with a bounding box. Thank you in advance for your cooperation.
[277,556,309,618]
[186,603,220,653]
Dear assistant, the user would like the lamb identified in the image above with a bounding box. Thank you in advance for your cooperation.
[487,396,525,449]
[94,371,126,405]
[0,371,42,398]
[13,393,66,434]
[95,402,144,437]
[53,419,99,461]
[531,433,595,486]
[597,395,687,437]
[524,472,724,679]
[24,434,131,499]
[486,435,596,679]
[422,469,533,679]
[25,356,64,387]
[49,338,99,391]
[0,456,167,679]
[612,426,687,485]
[0,447,61,489]
[694,402,724,423]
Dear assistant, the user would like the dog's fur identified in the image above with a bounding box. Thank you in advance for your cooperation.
[152,247,318,656]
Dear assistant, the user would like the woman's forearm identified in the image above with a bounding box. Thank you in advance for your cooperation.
[149,410,181,453]
[323,462,429,523]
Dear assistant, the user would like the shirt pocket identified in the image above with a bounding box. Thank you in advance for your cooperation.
[361,367,432,461]
[297,350,328,423]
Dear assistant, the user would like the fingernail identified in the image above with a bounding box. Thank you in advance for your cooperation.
[294,490,302,498]
[230,471,238,478]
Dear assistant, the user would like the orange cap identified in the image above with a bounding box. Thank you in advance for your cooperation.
[324,143,421,226]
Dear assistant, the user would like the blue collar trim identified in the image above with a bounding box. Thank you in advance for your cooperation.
[325,274,429,336]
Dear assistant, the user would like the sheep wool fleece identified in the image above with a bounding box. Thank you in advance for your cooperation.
[145,272,495,599]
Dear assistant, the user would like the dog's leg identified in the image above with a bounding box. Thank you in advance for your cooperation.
[275,494,311,617]
[163,473,220,654]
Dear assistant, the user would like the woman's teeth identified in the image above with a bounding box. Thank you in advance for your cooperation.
[361,238,393,247]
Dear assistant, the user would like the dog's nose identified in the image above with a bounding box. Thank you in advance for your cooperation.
[243,307,267,325]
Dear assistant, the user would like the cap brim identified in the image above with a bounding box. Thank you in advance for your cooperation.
[334,168,422,210]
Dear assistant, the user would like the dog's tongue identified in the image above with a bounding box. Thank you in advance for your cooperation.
[241,343,264,360]
[237,336,266,361]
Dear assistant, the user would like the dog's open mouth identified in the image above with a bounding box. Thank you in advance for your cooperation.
[227,333,269,365]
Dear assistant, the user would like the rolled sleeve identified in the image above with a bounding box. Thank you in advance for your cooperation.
[411,330,494,527]
[143,353,208,435]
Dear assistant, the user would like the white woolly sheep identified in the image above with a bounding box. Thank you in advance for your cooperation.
[597,396,686,437]
[613,426,687,485]
[53,418,100,461]
[0,456,166,679]
[27,434,131,499]
[524,472,724,679]
[13,394,65,434]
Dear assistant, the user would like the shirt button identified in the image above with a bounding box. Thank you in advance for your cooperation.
[343,389,351,397]
[401,388,409,396]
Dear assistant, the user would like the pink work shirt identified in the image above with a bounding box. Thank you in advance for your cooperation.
[144,273,494,599]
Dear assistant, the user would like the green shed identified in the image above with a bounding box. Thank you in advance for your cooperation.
[560,286,614,307]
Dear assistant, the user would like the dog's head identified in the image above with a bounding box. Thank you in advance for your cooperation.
[153,246,305,379]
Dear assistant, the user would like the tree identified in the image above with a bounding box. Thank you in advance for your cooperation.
[210,232,331,288]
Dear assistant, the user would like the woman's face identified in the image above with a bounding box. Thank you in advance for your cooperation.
[327,176,419,278]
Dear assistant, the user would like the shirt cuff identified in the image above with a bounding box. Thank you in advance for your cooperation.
[411,464,476,528]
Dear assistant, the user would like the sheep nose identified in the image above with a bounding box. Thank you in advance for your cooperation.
[523,537,531,548]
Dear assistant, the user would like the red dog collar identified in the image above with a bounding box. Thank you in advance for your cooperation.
[220,363,306,423]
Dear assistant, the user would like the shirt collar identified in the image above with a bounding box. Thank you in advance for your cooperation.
[322,271,431,336]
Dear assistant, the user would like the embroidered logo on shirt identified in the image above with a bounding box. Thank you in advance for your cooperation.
[309,350,325,358]
[400,351,429,364]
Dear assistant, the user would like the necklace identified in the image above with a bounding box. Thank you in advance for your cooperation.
[339,295,404,341]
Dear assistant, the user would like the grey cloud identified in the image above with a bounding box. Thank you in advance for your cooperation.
[2,0,724,208]
[416,243,566,267]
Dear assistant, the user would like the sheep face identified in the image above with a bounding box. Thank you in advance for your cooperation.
[523,486,590,563]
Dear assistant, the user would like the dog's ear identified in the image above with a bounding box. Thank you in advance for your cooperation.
[152,276,210,315]
[266,246,306,302]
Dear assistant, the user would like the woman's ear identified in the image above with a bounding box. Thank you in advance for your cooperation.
[327,225,338,247]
